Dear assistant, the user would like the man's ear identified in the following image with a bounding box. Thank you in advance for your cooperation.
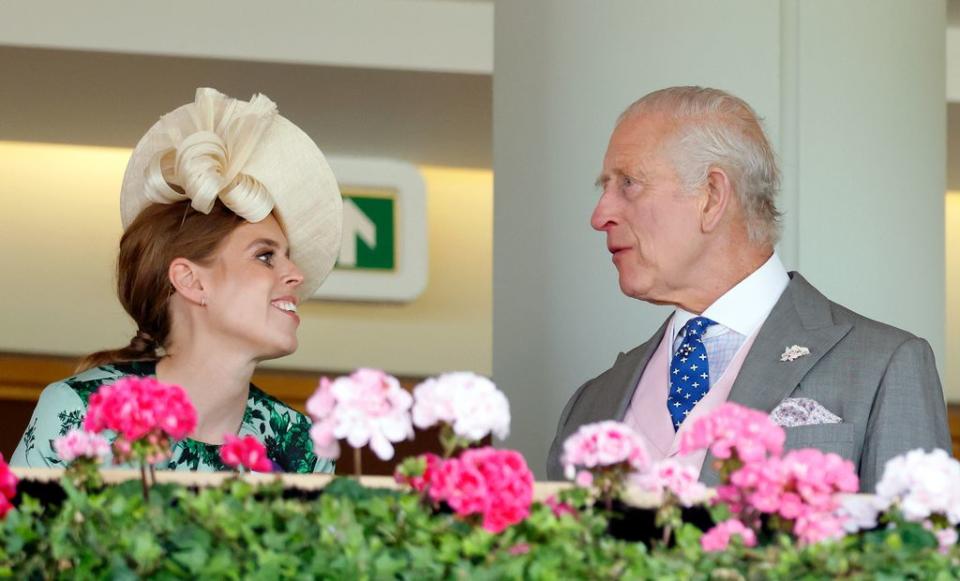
[168,258,207,306]
[700,166,733,233]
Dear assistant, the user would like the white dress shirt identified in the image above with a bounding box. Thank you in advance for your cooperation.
[670,253,789,383]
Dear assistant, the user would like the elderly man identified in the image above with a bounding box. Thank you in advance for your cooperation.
[545,86,951,491]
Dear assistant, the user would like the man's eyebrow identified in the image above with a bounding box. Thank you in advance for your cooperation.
[595,172,618,188]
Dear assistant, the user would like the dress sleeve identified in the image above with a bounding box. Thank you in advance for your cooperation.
[313,456,335,474]
[9,382,87,468]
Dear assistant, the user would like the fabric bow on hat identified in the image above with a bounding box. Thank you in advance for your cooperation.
[143,88,279,223]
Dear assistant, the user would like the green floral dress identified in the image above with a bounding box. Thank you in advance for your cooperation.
[10,361,334,474]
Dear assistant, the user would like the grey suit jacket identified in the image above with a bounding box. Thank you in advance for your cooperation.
[546,273,952,492]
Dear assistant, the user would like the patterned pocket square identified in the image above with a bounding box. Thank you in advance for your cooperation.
[769,397,842,428]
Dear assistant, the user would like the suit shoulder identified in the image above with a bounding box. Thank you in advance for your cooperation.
[827,300,920,345]
[578,341,652,390]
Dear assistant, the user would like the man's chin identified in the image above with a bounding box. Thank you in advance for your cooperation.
[618,280,671,306]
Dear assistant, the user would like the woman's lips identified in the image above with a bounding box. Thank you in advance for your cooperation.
[274,307,301,325]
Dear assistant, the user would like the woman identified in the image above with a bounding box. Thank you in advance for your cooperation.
[11,88,343,473]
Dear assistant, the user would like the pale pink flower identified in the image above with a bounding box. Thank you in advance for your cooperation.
[412,372,510,441]
[678,402,784,463]
[306,369,414,461]
[701,519,757,552]
[575,470,594,488]
[219,434,273,472]
[561,421,650,480]
[836,494,883,533]
[54,430,111,463]
[307,378,340,459]
[794,512,846,544]
[508,543,530,556]
[631,459,711,507]
[935,527,959,554]
[875,448,960,525]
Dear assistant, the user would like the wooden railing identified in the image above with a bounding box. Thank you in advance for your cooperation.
[0,352,437,476]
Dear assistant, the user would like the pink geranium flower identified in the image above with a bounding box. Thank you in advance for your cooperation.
[678,402,784,463]
[721,446,857,544]
[394,453,441,493]
[0,453,18,519]
[54,430,111,463]
[561,421,650,480]
[425,447,535,534]
[220,434,273,473]
[84,376,197,464]
[307,369,414,461]
[701,519,757,552]
[682,403,860,546]
[545,495,577,518]
[631,459,711,507]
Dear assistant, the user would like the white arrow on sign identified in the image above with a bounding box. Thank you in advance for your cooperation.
[339,198,378,267]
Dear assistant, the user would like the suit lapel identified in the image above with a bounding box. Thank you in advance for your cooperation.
[727,272,851,412]
[701,273,852,486]
[589,317,671,423]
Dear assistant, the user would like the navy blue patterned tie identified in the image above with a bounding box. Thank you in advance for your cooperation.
[667,316,717,431]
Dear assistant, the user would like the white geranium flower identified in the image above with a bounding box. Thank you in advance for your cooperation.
[412,372,510,442]
[875,448,960,525]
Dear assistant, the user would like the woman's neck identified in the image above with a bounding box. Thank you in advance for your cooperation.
[155,349,256,445]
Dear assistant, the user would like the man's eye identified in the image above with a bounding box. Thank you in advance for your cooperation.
[257,251,275,266]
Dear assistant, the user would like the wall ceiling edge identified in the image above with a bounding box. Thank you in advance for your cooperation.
[0,0,493,75]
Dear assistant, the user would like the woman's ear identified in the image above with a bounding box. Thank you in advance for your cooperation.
[699,165,733,234]
[168,258,207,307]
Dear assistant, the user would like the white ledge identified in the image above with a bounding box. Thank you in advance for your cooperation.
[0,0,493,75]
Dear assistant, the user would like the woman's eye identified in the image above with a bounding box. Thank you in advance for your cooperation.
[257,251,275,266]
[623,176,633,188]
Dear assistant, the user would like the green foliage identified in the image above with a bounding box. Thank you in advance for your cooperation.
[0,478,957,580]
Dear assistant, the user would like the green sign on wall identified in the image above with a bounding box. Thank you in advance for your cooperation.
[336,190,396,271]
[314,159,426,303]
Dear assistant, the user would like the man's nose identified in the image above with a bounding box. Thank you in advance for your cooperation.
[590,192,615,232]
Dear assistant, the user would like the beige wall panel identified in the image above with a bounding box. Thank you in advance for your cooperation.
[0,142,492,377]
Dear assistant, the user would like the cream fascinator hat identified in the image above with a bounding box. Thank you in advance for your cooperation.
[120,87,343,299]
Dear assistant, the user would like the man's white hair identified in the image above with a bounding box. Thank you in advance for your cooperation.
[621,86,782,246]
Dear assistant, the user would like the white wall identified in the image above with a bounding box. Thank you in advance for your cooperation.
[494,0,948,478]
[789,0,945,380]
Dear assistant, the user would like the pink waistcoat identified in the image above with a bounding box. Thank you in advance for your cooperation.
[622,326,759,475]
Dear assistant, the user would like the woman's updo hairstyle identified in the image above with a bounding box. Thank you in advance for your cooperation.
[78,200,244,371]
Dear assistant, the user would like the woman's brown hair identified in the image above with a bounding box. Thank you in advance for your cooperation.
[78,200,245,371]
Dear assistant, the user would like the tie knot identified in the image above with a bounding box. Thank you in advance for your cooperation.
[680,316,716,339]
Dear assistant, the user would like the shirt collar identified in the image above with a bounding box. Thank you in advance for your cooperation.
[671,252,789,341]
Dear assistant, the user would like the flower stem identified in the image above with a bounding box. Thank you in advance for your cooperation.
[353,446,363,478]
[139,462,150,502]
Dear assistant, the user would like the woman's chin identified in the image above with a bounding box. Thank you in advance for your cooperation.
[257,338,298,361]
